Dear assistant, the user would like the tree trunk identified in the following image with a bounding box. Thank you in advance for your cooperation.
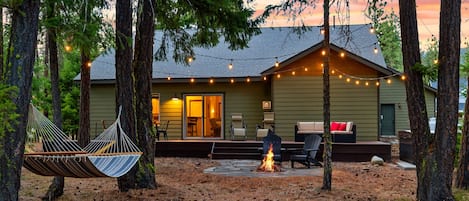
[77,50,91,148]
[0,8,3,80]
[132,0,156,189]
[321,0,332,191]
[433,0,460,199]
[115,0,137,192]
[399,1,432,200]
[456,77,469,189]
[43,2,65,199]
[0,0,40,200]
[399,0,460,200]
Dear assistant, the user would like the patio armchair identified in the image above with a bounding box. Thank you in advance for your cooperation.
[230,113,247,140]
[290,134,322,168]
[156,120,169,141]
[262,112,275,131]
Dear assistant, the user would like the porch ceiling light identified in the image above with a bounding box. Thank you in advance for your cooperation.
[171,94,180,101]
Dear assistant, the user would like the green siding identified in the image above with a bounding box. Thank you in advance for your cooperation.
[90,82,269,140]
[272,75,379,141]
[380,77,436,134]
[90,85,116,137]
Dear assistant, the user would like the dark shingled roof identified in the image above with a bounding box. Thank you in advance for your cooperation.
[79,24,387,82]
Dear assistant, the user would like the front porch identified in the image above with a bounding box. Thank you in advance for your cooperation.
[155,140,391,162]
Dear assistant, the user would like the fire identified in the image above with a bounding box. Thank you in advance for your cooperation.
[257,144,281,172]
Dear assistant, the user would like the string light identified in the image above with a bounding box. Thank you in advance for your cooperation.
[291,71,296,76]
[373,44,379,54]
[433,59,438,64]
[321,50,326,56]
[346,78,351,82]
[365,81,369,86]
[355,80,360,85]
[65,45,72,52]
[228,59,233,70]
[386,79,392,84]
[246,77,251,82]
[167,75,171,80]
[190,78,195,83]
[276,74,281,79]
[369,25,375,34]
[209,78,214,84]
[275,57,280,67]
[376,81,380,86]
[230,78,235,83]
[187,56,193,63]
[263,76,267,81]
[340,52,345,58]
[86,61,92,67]
[304,67,308,72]
[320,27,325,35]
[400,75,406,80]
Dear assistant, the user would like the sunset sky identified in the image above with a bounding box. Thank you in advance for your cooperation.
[251,0,469,48]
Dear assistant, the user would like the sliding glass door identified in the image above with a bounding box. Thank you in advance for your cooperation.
[184,94,223,139]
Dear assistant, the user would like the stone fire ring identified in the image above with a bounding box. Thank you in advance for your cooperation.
[204,160,322,178]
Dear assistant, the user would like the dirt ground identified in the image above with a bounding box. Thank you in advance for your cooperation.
[20,157,417,201]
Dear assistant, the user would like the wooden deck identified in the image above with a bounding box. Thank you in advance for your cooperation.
[155,140,391,162]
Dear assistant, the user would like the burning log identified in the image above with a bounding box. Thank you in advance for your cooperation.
[257,143,281,172]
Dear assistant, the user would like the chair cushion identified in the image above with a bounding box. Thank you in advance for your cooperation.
[233,128,246,136]
[257,129,269,138]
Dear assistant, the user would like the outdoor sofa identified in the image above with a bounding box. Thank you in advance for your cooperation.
[294,121,356,143]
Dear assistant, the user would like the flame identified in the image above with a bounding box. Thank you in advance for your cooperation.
[257,144,280,172]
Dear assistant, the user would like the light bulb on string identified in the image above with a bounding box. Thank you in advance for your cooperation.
[386,79,392,84]
[346,78,351,82]
[167,75,171,80]
[355,80,360,85]
[320,27,325,35]
[292,71,296,76]
[373,45,379,54]
[365,81,369,86]
[230,78,235,84]
[263,76,267,81]
[376,81,380,86]
[400,75,406,80]
[187,56,193,63]
[228,59,233,70]
[65,45,72,52]
[246,77,251,82]
[274,57,280,67]
[276,74,281,79]
[190,78,195,83]
[209,78,214,84]
[338,74,343,79]
[369,25,375,34]
[340,51,345,58]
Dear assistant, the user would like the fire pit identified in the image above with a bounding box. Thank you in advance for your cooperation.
[257,144,282,172]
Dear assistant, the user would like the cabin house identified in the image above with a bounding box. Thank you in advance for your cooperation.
[79,24,436,142]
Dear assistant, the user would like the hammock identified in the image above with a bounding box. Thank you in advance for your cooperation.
[23,104,142,178]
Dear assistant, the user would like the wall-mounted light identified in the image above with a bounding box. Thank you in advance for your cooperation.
[171,93,180,101]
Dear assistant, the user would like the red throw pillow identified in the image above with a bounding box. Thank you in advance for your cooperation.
[331,122,339,131]
[338,123,347,131]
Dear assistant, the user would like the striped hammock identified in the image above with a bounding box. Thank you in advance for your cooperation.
[23,104,142,178]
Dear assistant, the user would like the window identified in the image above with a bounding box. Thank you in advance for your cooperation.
[152,94,160,125]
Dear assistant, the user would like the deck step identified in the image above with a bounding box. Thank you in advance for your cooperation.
[210,142,263,160]
[211,152,261,160]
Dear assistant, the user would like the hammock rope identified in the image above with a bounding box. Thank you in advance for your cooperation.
[23,104,142,178]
